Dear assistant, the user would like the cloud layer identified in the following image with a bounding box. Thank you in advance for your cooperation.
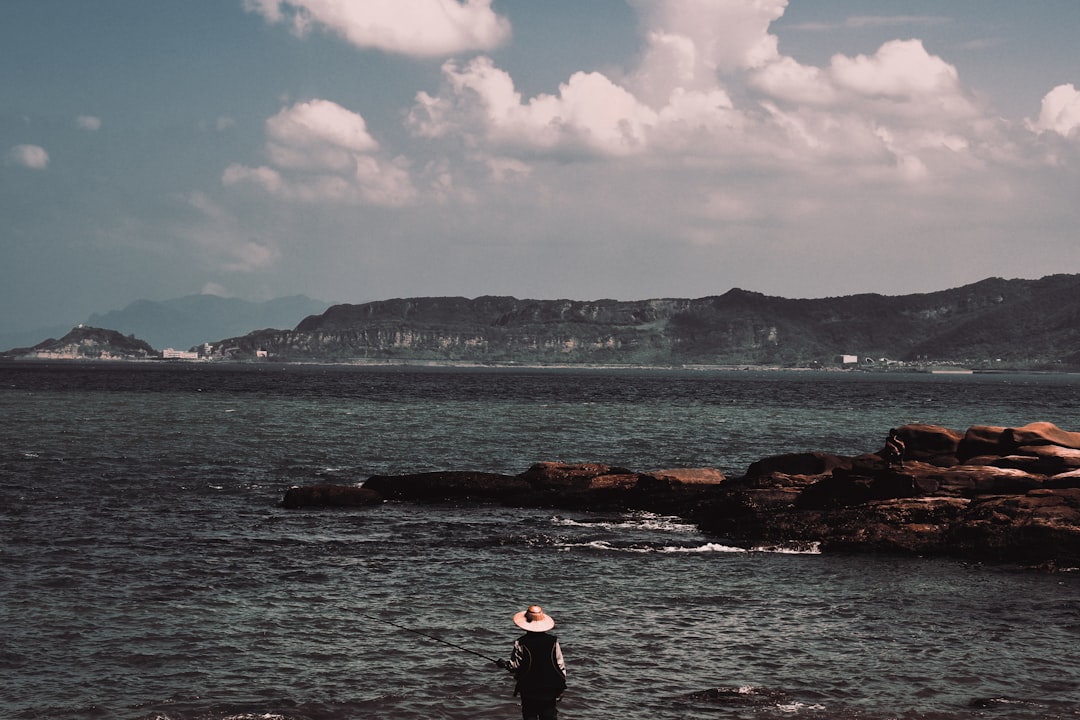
[216,0,1079,301]
[236,0,1077,208]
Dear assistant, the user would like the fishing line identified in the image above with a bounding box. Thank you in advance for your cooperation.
[353,609,501,664]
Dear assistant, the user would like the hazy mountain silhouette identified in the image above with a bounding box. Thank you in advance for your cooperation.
[84,294,330,350]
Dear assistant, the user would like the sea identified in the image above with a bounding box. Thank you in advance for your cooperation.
[2,362,1079,720]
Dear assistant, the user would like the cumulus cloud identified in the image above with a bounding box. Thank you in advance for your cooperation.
[224,99,415,205]
[8,144,49,169]
[405,7,983,188]
[828,39,961,101]
[229,0,1072,254]
[409,57,659,157]
[76,115,102,131]
[243,0,510,57]
[1028,83,1080,137]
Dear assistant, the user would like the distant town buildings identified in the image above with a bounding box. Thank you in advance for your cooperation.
[162,348,200,360]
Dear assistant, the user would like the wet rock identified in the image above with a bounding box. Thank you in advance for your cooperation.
[698,422,1080,564]
[744,452,848,480]
[362,471,528,502]
[948,488,1080,562]
[280,484,382,509]
[795,468,920,510]
[278,421,1080,566]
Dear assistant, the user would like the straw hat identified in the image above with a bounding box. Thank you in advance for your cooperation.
[513,605,555,632]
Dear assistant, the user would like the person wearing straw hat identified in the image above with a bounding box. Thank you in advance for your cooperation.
[496,605,567,719]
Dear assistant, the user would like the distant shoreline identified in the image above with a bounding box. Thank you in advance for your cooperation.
[2,356,1075,376]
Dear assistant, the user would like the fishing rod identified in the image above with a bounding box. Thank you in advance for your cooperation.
[353,609,502,664]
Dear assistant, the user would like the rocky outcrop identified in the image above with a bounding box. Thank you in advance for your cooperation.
[287,463,727,515]
[3,326,158,360]
[280,422,1080,567]
[696,422,1080,565]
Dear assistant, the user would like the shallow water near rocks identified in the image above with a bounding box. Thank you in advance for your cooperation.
[2,363,1079,719]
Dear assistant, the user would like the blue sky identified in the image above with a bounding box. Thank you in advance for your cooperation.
[3,0,1080,335]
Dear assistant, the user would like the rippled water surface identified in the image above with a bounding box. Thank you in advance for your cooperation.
[2,363,1080,719]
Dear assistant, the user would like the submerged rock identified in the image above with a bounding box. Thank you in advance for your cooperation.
[280,483,382,509]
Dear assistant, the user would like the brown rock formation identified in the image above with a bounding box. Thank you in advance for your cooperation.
[279,422,1080,566]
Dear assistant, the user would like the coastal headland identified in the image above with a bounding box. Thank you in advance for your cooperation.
[281,421,1080,568]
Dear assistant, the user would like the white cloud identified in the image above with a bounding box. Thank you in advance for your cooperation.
[223,163,283,193]
[750,56,837,106]
[8,144,49,169]
[1028,84,1080,137]
[267,99,377,154]
[406,20,983,186]
[829,39,960,101]
[76,115,102,131]
[264,99,378,172]
[224,99,415,206]
[228,0,1076,282]
[411,58,659,157]
[244,0,510,57]
[631,0,786,74]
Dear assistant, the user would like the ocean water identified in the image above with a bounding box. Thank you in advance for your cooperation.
[2,363,1079,720]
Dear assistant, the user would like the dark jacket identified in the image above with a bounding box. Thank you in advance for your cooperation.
[508,631,567,698]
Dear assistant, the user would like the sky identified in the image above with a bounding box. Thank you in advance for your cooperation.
[3,0,1080,334]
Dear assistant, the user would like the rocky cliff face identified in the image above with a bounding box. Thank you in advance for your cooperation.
[205,275,1080,367]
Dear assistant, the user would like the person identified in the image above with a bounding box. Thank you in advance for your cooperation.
[885,428,906,469]
[496,605,567,720]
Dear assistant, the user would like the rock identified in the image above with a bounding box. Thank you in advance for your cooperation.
[957,425,1007,462]
[518,462,632,490]
[817,497,970,555]
[280,484,382,509]
[745,452,849,480]
[949,488,1080,563]
[277,421,1080,566]
[1047,470,1080,489]
[646,467,726,485]
[937,465,1044,495]
[795,468,920,510]
[888,424,962,466]
[362,471,528,502]
[1001,421,1080,452]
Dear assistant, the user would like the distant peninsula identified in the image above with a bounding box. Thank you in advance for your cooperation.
[203,274,1080,370]
[5,275,1080,370]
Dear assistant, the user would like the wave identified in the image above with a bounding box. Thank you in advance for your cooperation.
[554,538,823,554]
[750,542,822,555]
[558,540,750,554]
[551,512,698,533]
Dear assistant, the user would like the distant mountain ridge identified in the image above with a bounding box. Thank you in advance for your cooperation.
[86,294,330,350]
[206,275,1080,369]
